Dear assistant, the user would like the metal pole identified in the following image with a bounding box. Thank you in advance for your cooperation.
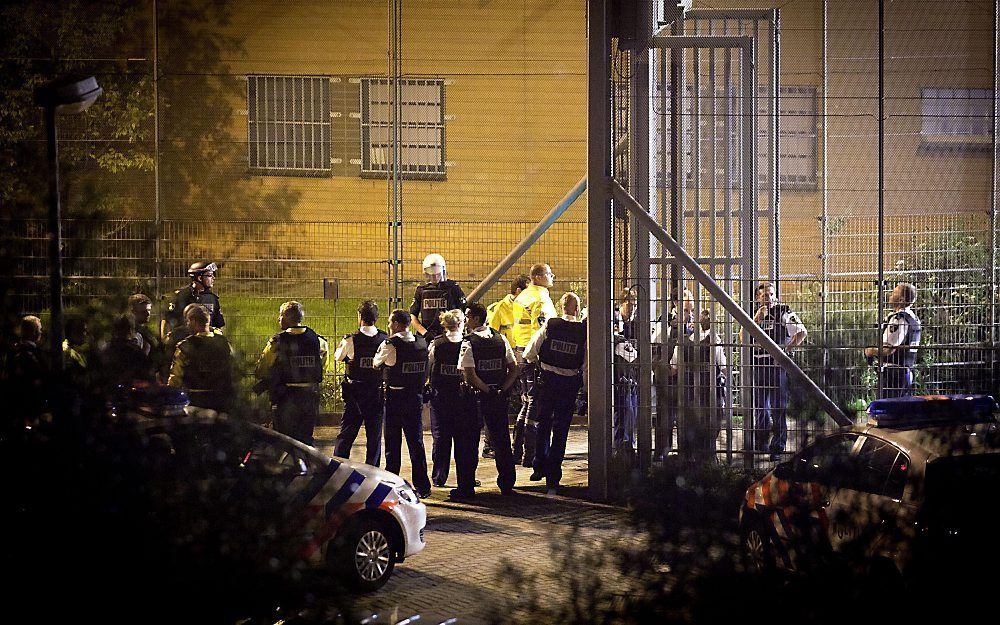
[821,0,830,404]
[991,0,998,392]
[153,0,162,312]
[44,106,64,371]
[877,0,885,397]
[612,181,851,426]
[466,178,587,303]
[669,15,686,462]
[632,29,652,470]
[587,0,611,501]
[741,38,760,465]
[771,10,781,284]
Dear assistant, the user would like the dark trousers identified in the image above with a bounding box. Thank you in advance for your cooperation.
[430,391,463,485]
[532,371,582,489]
[613,376,637,450]
[384,388,432,494]
[654,365,678,456]
[879,366,913,399]
[273,388,320,447]
[452,393,482,495]
[752,361,788,453]
[512,363,538,466]
[334,383,383,466]
[477,390,516,492]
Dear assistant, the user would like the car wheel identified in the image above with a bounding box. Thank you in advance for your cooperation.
[333,518,397,592]
[741,515,775,575]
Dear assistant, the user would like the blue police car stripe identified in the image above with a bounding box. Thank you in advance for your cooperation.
[326,468,366,517]
[366,483,392,509]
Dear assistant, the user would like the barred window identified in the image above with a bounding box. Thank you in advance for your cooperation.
[361,77,446,180]
[247,75,331,175]
[778,86,818,190]
[921,87,993,151]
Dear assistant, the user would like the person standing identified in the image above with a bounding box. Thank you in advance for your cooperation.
[511,263,557,467]
[427,309,467,487]
[162,261,224,337]
[459,302,519,499]
[612,290,638,456]
[168,304,234,414]
[410,253,466,341]
[524,292,587,495]
[254,301,329,446]
[652,282,694,457]
[865,282,921,398]
[742,282,807,460]
[128,293,164,379]
[333,300,387,465]
[481,274,529,459]
[4,315,49,436]
[671,308,729,461]
[374,309,432,498]
[98,314,153,394]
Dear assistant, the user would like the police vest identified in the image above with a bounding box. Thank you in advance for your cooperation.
[415,281,463,331]
[430,337,463,392]
[512,286,551,348]
[539,318,587,371]
[886,309,921,368]
[754,304,793,356]
[386,336,428,391]
[345,329,388,385]
[177,333,232,409]
[467,332,507,386]
[273,327,324,385]
[169,287,224,329]
[488,295,525,347]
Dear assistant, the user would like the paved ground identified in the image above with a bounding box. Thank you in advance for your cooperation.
[311,421,630,624]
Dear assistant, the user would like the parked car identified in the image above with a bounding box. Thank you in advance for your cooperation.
[739,394,1000,589]
[132,413,426,591]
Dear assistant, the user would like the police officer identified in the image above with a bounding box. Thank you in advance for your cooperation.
[865,282,921,398]
[162,261,224,337]
[410,253,466,340]
[98,314,153,394]
[523,292,587,495]
[671,309,728,462]
[612,290,638,456]
[427,309,467,487]
[459,302,519,499]
[741,282,807,460]
[333,300,387,465]
[4,315,49,436]
[254,301,329,446]
[168,304,234,414]
[652,282,694,457]
[374,309,432,498]
[481,273,529,459]
[511,263,557,467]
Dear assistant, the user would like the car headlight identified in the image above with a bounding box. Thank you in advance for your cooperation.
[396,480,417,503]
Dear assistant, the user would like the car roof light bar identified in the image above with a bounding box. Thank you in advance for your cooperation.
[867,394,999,429]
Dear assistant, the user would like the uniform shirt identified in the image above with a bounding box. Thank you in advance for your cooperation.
[459,326,517,370]
[523,315,588,378]
[882,306,918,348]
[752,304,807,358]
[670,329,728,368]
[372,330,416,369]
[334,325,380,362]
[428,329,465,368]
[409,280,466,338]
[255,326,330,387]
[165,286,225,330]
[512,284,557,348]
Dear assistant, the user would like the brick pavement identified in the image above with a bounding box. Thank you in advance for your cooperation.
[311,421,631,624]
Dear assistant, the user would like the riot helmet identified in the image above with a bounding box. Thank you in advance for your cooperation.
[188,261,218,288]
[422,253,446,283]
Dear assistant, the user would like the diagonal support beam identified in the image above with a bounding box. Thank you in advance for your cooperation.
[467,177,587,304]
[610,179,851,427]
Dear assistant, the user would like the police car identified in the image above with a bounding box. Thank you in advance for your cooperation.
[132,412,426,591]
[739,394,1000,588]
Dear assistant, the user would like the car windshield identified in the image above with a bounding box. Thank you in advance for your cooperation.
[924,454,1000,530]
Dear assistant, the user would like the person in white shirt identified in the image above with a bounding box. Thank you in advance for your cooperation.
[523,292,587,495]
[333,300,387,466]
[670,308,729,460]
[865,282,921,398]
[374,309,432,497]
[427,309,467,487]
[458,302,520,498]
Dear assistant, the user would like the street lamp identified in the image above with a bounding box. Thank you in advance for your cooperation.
[34,75,102,371]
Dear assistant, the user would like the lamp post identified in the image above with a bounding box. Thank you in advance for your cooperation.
[34,75,102,371]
